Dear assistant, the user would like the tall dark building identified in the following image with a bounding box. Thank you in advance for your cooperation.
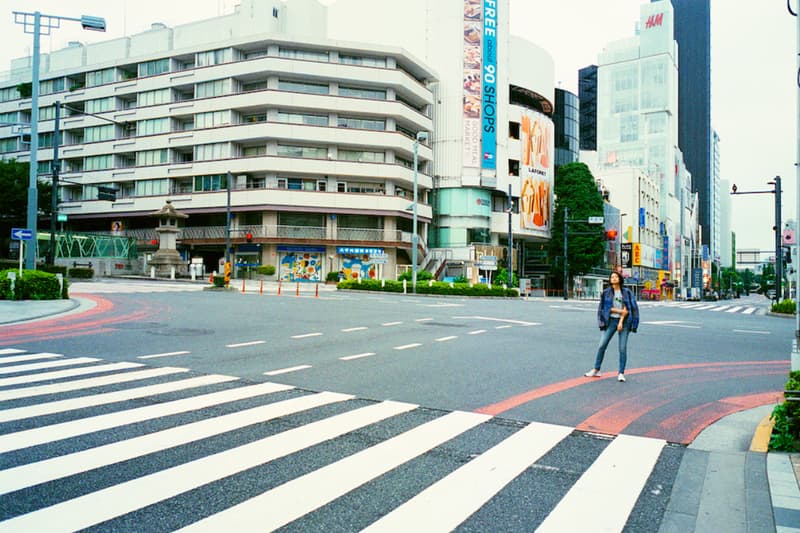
[578,65,597,151]
[659,0,712,248]
[554,88,579,169]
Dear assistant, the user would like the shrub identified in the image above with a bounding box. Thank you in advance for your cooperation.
[256,264,276,276]
[68,267,94,279]
[0,269,15,300]
[397,269,434,282]
[337,279,518,297]
[769,370,800,452]
[771,299,796,315]
[494,268,519,287]
[212,275,227,287]
[326,271,341,282]
[39,265,68,276]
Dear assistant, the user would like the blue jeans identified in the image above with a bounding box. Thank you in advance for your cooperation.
[593,316,629,373]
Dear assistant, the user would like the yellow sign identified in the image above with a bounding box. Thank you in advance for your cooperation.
[632,243,642,266]
[223,262,232,285]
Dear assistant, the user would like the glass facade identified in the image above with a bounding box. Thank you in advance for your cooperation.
[578,65,597,151]
[553,88,579,169]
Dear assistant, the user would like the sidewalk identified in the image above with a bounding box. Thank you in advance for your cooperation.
[0,298,87,325]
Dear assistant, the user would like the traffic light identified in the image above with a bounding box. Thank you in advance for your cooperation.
[605,229,618,240]
[97,186,117,201]
[785,246,792,265]
[245,232,253,242]
[223,261,232,285]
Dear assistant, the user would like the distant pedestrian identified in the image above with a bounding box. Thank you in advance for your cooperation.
[584,271,639,382]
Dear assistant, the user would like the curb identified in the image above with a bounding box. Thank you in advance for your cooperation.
[750,413,775,452]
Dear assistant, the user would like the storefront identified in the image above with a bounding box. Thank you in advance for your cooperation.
[337,246,384,281]
[278,245,325,282]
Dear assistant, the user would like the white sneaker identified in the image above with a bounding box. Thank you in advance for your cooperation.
[584,369,601,377]
[618,374,626,382]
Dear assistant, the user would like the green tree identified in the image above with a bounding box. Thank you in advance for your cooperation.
[549,162,605,286]
[0,159,52,258]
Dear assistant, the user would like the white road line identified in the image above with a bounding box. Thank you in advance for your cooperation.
[0,367,188,402]
[536,434,665,533]
[709,305,731,312]
[696,304,716,310]
[742,307,757,314]
[0,391,351,496]
[0,357,100,375]
[415,318,434,322]
[179,411,489,533]
[263,365,312,376]
[0,382,292,454]
[290,333,323,339]
[0,361,143,388]
[0,374,238,424]
[364,421,573,532]
[733,329,770,335]
[339,353,376,361]
[341,327,368,332]
[138,351,191,360]
[394,343,422,350]
[3,401,418,533]
[725,306,744,313]
[0,352,62,364]
[0,348,26,355]
[495,325,512,329]
[382,321,403,326]
[453,315,541,326]
[226,340,266,348]
[468,330,487,335]
[435,336,458,342]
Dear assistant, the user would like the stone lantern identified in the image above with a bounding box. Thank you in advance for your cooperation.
[148,200,188,278]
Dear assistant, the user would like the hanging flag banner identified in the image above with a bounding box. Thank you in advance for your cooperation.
[462,0,482,168]
[481,0,497,170]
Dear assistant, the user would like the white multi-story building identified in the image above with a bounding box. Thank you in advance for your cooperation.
[711,129,722,266]
[0,0,436,281]
[595,0,696,291]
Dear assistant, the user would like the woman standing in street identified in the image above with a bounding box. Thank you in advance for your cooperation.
[584,271,639,382]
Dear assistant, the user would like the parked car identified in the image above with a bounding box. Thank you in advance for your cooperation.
[766,289,776,299]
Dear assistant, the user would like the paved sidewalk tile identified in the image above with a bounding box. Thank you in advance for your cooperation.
[768,453,800,532]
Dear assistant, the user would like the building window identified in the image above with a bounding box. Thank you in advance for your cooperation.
[242,112,266,123]
[278,48,329,62]
[508,159,520,176]
[138,59,170,77]
[136,149,168,166]
[193,174,227,192]
[339,54,386,68]
[0,111,18,124]
[86,68,116,87]
[339,86,386,100]
[195,79,229,98]
[84,124,115,143]
[338,149,385,163]
[246,176,266,189]
[337,116,385,130]
[195,111,231,128]
[277,145,327,159]
[241,80,267,92]
[276,111,328,126]
[0,87,20,102]
[196,48,231,67]
[39,78,65,95]
[0,137,18,153]
[620,115,639,143]
[345,181,384,194]
[136,178,168,196]
[194,143,228,161]
[86,97,115,114]
[137,118,169,136]
[509,121,520,139]
[278,79,329,95]
[84,154,113,171]
[242,145,266,157]
[138,88,171,107]
[37,160,52,174]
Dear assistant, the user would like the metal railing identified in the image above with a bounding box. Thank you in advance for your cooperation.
[113,225,413,244]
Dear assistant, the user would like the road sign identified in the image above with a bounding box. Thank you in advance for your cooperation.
[370,253,389,265]
[588,216,604,224]
[57,214,68,222]
[11,228,33,241]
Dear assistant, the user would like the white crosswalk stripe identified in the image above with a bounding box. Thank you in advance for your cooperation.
[69,281,206,294]
[0,349,673,532]
[653,301,761,315]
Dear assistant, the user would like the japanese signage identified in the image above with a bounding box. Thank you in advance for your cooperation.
[481,0,497,170]
[462,0,482,168]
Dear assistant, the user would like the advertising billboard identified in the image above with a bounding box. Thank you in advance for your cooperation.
[462,0,482,168]
[481,0,497,171]
[519,109,553,236]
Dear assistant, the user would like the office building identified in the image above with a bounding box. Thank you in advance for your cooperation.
[554,88,579,169]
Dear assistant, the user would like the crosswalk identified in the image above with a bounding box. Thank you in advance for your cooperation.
[0,348,676,532]
[69,280,207,294]
[645,300,762,315]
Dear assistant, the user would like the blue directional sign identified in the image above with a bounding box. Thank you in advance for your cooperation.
[10,228,33,241]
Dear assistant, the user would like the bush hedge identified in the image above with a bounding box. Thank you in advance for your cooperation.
[772,299,796,315]
[68,267,94,279]
[770,371,800,452]
[337,279,518,297]
[256,264,276,276]
[0,268,66,300]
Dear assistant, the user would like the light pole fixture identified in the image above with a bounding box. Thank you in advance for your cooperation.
[412,131,428,293]
[12,10,106,270]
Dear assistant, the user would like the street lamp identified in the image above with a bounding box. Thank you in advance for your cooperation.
[412,131,428,293]
[13,10,106,270]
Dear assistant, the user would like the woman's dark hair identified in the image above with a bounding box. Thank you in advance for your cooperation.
[608,271,625,288]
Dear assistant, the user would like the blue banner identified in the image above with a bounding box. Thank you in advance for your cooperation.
[639,207,645,228]
[702,244,709,261]
[337,247,384,255]
[481,0,497,170]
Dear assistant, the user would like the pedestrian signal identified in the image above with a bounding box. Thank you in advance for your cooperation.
[605,229,618,240]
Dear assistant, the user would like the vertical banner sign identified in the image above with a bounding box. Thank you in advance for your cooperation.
[462,0,482,168]
[481,0,497,170]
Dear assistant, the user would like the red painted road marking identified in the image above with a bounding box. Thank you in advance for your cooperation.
[474,360,789,417]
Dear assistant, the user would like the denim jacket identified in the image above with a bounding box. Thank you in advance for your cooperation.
[597,286,639,332]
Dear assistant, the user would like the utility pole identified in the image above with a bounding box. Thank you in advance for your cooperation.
[774,176,783,303]
[507,184,513,279]
[563,206,569,300]
[48,101,60,265]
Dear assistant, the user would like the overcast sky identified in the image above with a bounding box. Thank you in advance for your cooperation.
[1,0,796,256]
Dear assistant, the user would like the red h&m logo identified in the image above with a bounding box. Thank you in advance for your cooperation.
[645,13,664,28]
